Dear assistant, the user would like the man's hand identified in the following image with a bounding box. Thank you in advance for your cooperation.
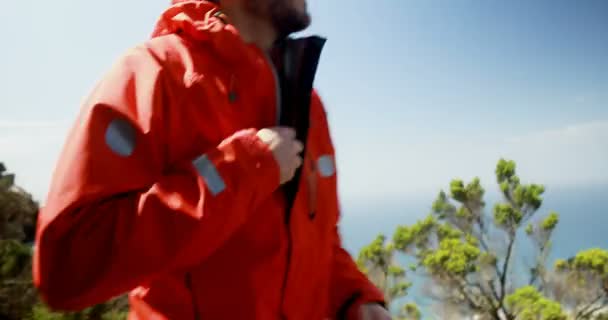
[359,303,392,320]
[256,127,304,184]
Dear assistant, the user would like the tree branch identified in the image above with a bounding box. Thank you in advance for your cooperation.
[578,304,606,320]
[463,202,492,250]
[488,280,501,302]
[464,202,504,284]
[575,294,606,319]
[460,278,510,320]
[465,279,497,308]
[500,234,516,301]
[456,281,483,312]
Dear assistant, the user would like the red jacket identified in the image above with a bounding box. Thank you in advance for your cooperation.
[33,1,384,319]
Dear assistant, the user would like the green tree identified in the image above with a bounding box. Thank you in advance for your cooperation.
[0,162,128,320]
[505,286,566,320]
[358,159,607,319]
[390,159,564,319]
[551,248,608,319]
[0,162,40,319]
[357,234,421,318]
[357,234,411,305]
[0,162,38,243]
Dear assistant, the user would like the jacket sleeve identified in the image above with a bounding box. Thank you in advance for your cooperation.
[33,45,280,310]
[312,93,385,319]
[329,227,386,320]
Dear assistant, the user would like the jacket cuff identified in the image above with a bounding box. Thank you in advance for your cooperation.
[198,129,280,203]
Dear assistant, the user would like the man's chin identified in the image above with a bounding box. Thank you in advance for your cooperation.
[275,12,311,37]
[292,15,312,33]
[265,0,310,36]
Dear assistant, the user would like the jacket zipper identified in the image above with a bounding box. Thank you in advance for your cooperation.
[185,273,201,320]
[279,216,293,320]
[271,37,325,320]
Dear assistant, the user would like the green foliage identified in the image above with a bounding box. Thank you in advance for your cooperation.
[0,240,31,279]
[541,212,559,231]
[358,234,389,269]
[437,223,462,240]
[30,304,69,320]
[358,158,608,319]
[494,159,549,236]
[0,163,128,320]
[432,191,452,214]
[0,162,15,190]
[28,303,128,320]
[450,180,467,202]
[554,259,568,271]
[455,206,471,219]
[422,238,480,276]
[493,203,522,228]
[505,286,567,320]
[100,310,129,320]
[357,234,411,305]
[0,174,15,190]
[365,159,600,320]
[553,248,608,298]
[389,281,411,301]
[550,249,608,319]
[526,223,534,235]
[496,159,516,183]
[393,215,436,252]
[513,184,545,210]
[464,234,478,247]
[388,265,406,277]
[450,178,485,205]
[397,303,421,320]
[571,248,608,275]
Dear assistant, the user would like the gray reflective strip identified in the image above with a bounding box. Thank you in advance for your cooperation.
[105,118,136,157]
[317,155,336,177]
[192,154,226,196]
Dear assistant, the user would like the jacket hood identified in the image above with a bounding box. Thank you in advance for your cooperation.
[151,0,230,40]
[151,0,255,63]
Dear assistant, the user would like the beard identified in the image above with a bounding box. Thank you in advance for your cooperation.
[247,0,311,38]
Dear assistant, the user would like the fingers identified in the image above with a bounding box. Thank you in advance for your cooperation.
[293,140,304,154]
[255,128,274,144]
[276,127,296,139]
[277,126,303,154]
[258,126,305,185]
[283,155,303,183]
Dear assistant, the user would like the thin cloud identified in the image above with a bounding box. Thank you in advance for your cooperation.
[338,120,608,203]
[506,121,608,144]
[501,120,608,187]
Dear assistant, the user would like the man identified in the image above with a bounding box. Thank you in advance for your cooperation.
[33,0,391,319]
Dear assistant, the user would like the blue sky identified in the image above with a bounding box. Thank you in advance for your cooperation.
[1,0,607,205]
